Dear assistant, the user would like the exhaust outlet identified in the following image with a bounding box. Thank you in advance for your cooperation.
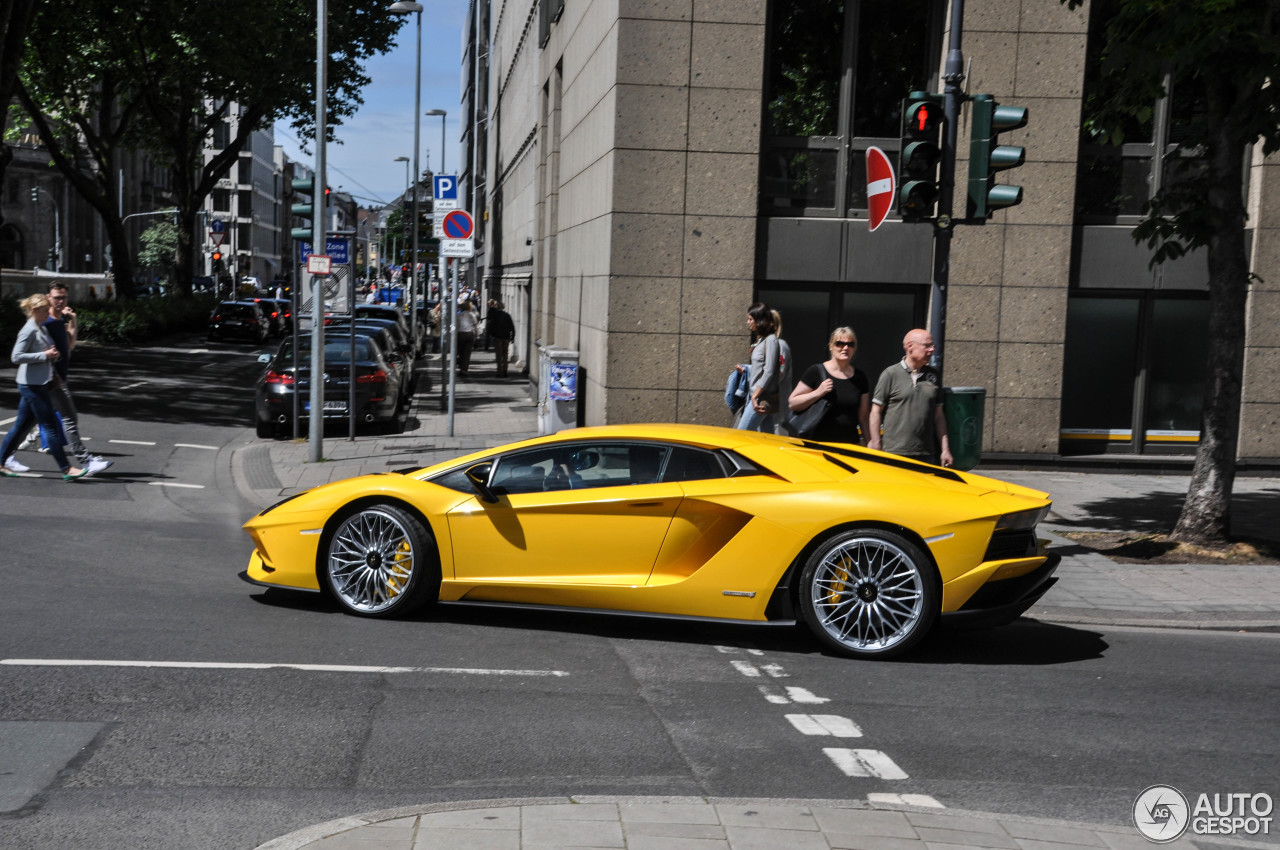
[364,413,375,423]
[277,414,288,423]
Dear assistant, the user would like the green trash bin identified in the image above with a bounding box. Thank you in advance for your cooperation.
[943,387,986,471]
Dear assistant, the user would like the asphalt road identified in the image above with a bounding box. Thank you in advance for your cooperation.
[1,339,1277,849]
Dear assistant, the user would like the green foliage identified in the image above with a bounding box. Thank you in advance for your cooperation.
[138,220,179,273]
[74,294,219,346]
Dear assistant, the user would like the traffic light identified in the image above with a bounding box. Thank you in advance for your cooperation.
[30,186,39,204]
[290,176,315,240]
[967,93,1028,219]
[897,91,944,222]
[212,251,222,263]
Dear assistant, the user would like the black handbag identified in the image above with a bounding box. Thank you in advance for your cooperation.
[778,397,830,438]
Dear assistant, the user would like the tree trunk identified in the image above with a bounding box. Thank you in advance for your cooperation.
[1171,92,1250,546]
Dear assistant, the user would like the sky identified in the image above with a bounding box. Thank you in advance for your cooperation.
[273,1,469,210]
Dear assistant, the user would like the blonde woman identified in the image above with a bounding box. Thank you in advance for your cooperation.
[1,294,106,480]
[787,327,871,444]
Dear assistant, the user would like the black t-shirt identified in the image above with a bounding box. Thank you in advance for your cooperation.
[799,363,870,443]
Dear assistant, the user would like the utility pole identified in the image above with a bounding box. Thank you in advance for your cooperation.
[308,0,328,461]
[928,0,966,382]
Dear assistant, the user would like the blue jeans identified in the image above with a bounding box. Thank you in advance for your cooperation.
[1,383,72,471]
[735,403,776,433]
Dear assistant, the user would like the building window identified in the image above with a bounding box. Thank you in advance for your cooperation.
[761,0,943,216]
[1074,0,1211,222]
[1060,292,1208,453]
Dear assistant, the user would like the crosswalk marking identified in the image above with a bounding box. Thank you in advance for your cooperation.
[823,748,909,779]
[109,439,156,446]
[785,714,863,738]
[730,660,789,679]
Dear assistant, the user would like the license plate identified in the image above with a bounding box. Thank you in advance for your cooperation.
[303,402,348,413]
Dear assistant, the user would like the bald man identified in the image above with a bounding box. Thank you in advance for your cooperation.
[868,329,953,467]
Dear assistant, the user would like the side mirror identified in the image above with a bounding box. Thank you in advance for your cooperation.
[257,353,272,364]
[465,462,498,503]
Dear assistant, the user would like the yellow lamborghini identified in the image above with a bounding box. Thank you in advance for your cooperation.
[241,424,1059,659]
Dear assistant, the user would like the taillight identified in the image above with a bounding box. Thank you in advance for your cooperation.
[265,370,294,385]
[357,370,388,385]
[212,314,222,322]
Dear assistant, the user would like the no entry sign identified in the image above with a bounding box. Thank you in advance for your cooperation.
[865,146,896,232]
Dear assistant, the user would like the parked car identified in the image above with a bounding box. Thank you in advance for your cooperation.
[236,298,285,337]
[355,304,423,355]
[253,333,403,438]
[239,424,1060,659]
[208,301,268,343]
[324,318,419,401]
[192,275,217,294]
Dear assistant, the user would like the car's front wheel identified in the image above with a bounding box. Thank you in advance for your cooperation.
[798,528,939,659]
[321,503,440,618]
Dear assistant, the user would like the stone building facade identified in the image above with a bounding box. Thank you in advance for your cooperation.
[468,0,1280,462]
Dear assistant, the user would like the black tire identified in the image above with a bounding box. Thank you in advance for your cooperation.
[319,503,440,618]
[255,418,274,439]
[797,528,939,659]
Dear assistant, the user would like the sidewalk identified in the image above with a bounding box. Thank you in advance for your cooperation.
[235,345,1280,850]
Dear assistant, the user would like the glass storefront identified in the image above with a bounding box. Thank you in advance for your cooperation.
[1060,293,1208,453]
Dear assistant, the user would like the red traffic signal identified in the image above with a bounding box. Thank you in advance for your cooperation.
[212,251,222,262]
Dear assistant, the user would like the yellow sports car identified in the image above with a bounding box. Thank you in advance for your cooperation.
[240,424,1059,659]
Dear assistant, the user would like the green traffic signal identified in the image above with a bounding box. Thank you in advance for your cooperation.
[897,92,944,222]
[967,94,1028,219]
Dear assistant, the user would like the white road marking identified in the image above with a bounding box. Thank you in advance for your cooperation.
[1,659,570,677]
[0,417,15,426]
[714,646,764,656]
[823,748,909,780]
[868,793,944,808]
[174,444,218,450]
[785,714,863,738]
[119,381,148,390]
[110,439,156,446]
[730,660,789,679]
[148,482,205,489]
[757,685,830,704]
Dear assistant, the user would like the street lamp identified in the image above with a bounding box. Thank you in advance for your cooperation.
[426,109,446,173]
[390,0,423,352]
[393,155,409,283]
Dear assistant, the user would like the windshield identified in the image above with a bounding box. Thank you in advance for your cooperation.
[276,337,377,364]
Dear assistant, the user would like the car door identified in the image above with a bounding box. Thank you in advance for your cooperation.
[445,442,684,586]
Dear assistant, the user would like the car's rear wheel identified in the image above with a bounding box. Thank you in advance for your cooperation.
[798,528,939,659]
[321,504,440,618]
[255,418,274,439]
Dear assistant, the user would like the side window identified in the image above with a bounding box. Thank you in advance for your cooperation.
[663,447,728,482]
[487,443,682,493]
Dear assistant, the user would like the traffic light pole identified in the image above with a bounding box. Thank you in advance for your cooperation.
[928,0,967,382]
[308,0,328,462]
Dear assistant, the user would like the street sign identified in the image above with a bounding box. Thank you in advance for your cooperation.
[307,254,332,275]
[209,230,225,247]
[297,239,350,264]
[210,219,226,233]
[433,175,459,211]
[439,209,475,258]
[866,146,896,232]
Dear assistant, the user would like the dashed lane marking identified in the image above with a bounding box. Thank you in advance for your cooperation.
[174,444,218,450]
[714,645,764,656]
[148,482,205,489]
[758,685,831,705]
[119,381,148,390]
[730,660,789,679]
[823,748,909,780]
[868,793,944,808]
[109,440,156,446]
[1,659,570,677]
[785,714,863,738]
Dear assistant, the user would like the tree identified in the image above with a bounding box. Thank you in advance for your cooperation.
[1067,0,1280,545]
[0,0,38,248]
[16,0,401,297]
[138,219,179,285]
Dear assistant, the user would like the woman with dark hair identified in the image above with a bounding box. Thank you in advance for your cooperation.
[1,294,104,481]
[735,302,780,432]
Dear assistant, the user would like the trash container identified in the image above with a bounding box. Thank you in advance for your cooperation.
[943,386,985,471]
[537,345,579,435]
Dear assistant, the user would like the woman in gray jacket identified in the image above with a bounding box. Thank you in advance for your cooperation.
[0,294,98,480]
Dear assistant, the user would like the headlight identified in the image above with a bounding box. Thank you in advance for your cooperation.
[995,505,1049,531]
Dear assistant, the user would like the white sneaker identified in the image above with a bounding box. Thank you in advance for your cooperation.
[2,456,30,473]
[17,434,33,451]
[82,458,112,477]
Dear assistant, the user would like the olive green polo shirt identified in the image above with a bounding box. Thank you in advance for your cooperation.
[872,359,942,457]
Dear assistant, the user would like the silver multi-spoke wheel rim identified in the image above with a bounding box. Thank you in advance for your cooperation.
[328,509,418,613]
[810,536,925,653]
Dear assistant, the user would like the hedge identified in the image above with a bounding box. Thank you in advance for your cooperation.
[0,293,219,348]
